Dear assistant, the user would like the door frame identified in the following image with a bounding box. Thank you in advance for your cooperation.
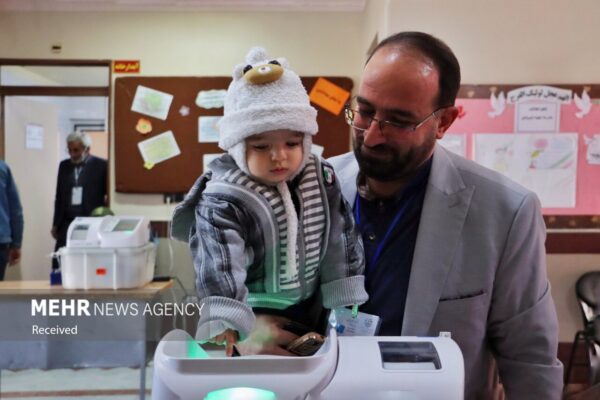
[0,58,112,204]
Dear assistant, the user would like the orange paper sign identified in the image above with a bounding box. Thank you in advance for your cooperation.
[113,60,140,74]
[309,77,350,116]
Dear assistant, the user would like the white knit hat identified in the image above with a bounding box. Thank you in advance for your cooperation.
[218,47,318,176]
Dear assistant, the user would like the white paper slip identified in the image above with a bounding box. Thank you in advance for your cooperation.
[131,85,173,120]
[196,89,226,109]
[198,116,221,143]
[137,130,181,165]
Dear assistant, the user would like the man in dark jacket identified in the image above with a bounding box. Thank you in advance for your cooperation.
[0,160,23,280]
[51,132,107,269]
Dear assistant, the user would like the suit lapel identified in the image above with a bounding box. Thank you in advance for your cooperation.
[402,145,474,335]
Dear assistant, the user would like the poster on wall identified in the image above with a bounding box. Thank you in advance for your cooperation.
[131,85,173,120]
[198,116,221,143]
[473,133,578,208]
[25,124,44,150]
[506,85,572,133]
[137,130,181,167]
[515,102,560,133]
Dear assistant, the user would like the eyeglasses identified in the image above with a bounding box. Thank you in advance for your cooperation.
[344,101,448,136]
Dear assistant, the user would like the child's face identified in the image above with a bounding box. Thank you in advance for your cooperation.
[246,130,304,185]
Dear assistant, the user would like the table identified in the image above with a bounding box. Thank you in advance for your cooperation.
[0,280,174,399]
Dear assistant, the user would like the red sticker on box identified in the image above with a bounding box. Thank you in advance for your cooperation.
[96,268,107,276]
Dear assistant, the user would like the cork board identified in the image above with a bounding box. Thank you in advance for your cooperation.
[114,76,352,193]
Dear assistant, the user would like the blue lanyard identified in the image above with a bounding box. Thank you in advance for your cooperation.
[354,194,414,268]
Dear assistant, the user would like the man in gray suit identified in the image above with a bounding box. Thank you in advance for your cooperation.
[328,31,562,399]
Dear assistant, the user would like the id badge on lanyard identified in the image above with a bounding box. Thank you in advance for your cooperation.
[329,307,381,336]
[71,166,83,206]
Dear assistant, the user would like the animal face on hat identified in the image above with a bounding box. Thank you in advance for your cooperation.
[218,47,318,152]
[242,59,284,85]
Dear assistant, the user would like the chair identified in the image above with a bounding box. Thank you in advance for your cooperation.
[564,271,600,387]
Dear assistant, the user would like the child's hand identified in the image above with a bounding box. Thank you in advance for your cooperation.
[210,329,239,357]
[236,315,297,356]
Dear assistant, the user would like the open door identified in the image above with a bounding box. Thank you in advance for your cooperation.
[4,97,59,279]
[1,60,111,280]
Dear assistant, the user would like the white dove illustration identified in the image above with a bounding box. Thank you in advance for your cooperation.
[488,91,506,118]
[574,90,592,118]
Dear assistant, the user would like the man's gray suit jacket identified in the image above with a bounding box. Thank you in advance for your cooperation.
[329,144,563,400]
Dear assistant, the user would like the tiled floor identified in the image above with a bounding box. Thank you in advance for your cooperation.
[0,364,152,399]
[5,363,597,400]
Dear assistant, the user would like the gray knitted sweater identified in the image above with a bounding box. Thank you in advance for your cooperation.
[171,154,367,340]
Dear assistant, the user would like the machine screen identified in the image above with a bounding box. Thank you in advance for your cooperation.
[378,341,441,370]
[70,224,89,241]
[112,219,139,232]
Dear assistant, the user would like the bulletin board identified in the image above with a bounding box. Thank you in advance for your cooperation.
[114,76,353,193]
[444,84,600,218]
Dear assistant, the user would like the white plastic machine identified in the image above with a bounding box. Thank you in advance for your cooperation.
[58,216,156,289]
[66,216,150,248]
[152,329,464,400]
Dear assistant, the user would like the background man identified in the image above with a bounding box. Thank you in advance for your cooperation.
[52,132,107,270]
[0,160,23,280]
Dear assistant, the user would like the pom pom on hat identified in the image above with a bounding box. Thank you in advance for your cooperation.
[218,47,318,152]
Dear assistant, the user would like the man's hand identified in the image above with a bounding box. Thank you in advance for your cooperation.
[236,315,299,356]
[209,329,239,357]
[8,248,21,266]
[50,227,57,240]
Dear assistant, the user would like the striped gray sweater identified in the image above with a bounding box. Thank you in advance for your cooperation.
[171,154,368,340]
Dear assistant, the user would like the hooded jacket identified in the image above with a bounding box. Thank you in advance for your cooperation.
[171,154,367,340]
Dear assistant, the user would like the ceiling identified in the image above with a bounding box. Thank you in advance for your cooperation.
[0,0,367,12]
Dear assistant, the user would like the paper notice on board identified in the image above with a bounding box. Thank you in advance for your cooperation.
[438,134,466,158]
[137,131,181,165]
[25,124,44,150]
[515,102,560,133]
[309,77,350,115]
[198,116,221,142]
[585,134,600,164]
[131,85,173,120]
[196,90,226,109]
[473,133,578,208]
[506,85,572,104]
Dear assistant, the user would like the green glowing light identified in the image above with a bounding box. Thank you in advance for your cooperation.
[204,387,276,400]
[187,339,210,359]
